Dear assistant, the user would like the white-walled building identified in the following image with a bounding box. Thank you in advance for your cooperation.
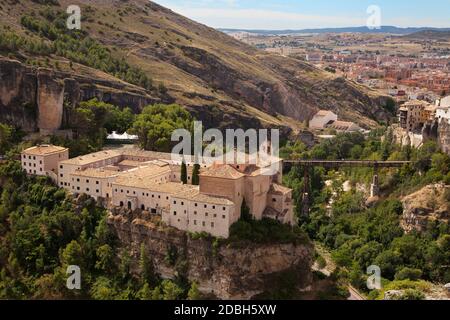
[309,110,338,130]
[21,145,68,179]
[21,146,296,238]
[436,96,450,124]
[436,106,450,124]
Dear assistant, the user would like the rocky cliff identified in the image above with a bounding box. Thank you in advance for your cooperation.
[107,209,313,299]
[438,120,450,155]
[401,184,450,233]
[0,58,159,133]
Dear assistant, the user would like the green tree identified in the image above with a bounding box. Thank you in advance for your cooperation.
[151,286,163,300]
[95,244,114,273]
[395,267,423,281]
[240,198,252,222]
[139,243,156,287]
[90,277,118,300]
[130,104,193,152]
[61,240,83,267]
[131,104,193,152]
[137,283,153,300]
[0,123,13,155]
[181,161,188,184]
[161,280,183,300]
[187,282,201,300]
[191,164,200,185]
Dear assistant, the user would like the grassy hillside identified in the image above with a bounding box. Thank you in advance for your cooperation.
[0,0,392,130]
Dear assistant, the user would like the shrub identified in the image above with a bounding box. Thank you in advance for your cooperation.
[395,268,423,281]
[397,289,425,300]
[228,218,310,245]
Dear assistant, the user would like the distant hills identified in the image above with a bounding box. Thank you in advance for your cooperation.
[219,26,450,36]
[403,30,450,40]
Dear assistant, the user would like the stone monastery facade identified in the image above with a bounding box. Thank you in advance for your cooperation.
[21,145,295,238]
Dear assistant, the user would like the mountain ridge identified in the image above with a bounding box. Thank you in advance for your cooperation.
[219,26,450,36]
[0,0,393,133]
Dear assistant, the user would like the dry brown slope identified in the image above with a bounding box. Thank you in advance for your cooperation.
[1,0,393,130]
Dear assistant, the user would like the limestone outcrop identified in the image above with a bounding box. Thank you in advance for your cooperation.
[0,58,159,134]
[401,183,450,233]
[107,208,313,299]
[438,120,450,155]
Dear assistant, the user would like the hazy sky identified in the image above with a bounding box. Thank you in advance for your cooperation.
[153,0,450,29]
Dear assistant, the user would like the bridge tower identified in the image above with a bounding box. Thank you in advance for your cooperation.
[301,166,310,217]
[370,163,380,198]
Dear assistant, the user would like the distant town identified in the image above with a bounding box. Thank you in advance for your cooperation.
[230,32,450,103]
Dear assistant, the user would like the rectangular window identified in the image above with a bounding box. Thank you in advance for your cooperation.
[211,222,214,228]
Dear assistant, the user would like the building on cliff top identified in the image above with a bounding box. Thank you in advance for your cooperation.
[21,145,295,238]
[21,145,69,179]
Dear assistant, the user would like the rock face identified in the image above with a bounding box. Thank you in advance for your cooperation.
[0,59,38,132]
[37,70,65,134]
[438,120,450,155]
[0,58,159,133]
[401,184,450,233]
[107,209,313,299]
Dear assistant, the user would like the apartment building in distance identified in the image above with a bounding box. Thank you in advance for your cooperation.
[398,100,431,132]
[21,145,295,238]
